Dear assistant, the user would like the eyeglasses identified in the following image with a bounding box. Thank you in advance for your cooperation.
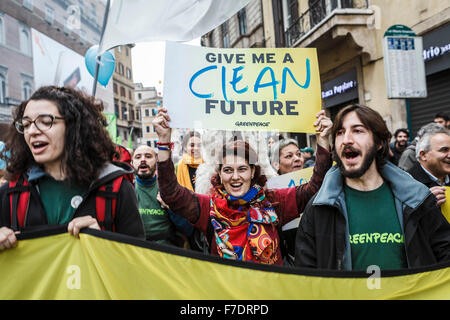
[15,114,65,134]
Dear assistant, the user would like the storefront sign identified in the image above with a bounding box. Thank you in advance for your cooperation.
[321,68,358,108]
[421,23,450,75]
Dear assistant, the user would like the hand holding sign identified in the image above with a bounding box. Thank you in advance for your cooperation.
[430,186,447,207]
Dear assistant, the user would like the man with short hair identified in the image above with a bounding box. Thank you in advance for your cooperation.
[295,104,450,271]
[132,145,180,245]
[389,128,410,166]
[407,130,450,207]
[434,112,450,130]
[398,123,447,172]
[301,147,315,168]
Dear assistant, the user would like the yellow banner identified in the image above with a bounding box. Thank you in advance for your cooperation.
[1,229,450,300]
[442,187,450,223]
[164,42,321,133]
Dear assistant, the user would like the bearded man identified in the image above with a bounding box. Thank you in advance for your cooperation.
[295,104,450,271]
[132,145,179,245]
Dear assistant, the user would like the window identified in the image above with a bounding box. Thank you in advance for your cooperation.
[128,89,132,100]
[22,81,32,100]
[151,108,157,116]
[114,99,119,116]
[20,27,31,55]
[90,3,97,19]
[121,102,127,120]
[221,22,229,48]
[138,93,142,99]
[120,86,125,97]
[0,16,4,45]
[208,32,214,47]
[146,126,150,133]
[145,109,149,117]
[45,5,54,24]
[0,73,6,104]
[238,9,247,35]
[126,68,132,80]
[129,104,134,120]
[113,83,118,94]
[118,63,124,75]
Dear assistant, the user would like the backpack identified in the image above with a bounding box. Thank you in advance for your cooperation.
[8,175,124,231]
[113,144,134,185]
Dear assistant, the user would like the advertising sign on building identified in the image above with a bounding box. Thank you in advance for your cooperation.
[31,29,114,112]
[382,25,427,99]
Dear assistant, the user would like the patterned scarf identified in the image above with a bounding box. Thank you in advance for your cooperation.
[209,185,280,264]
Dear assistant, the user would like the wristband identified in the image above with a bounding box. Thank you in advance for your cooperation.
[156,142,174,150]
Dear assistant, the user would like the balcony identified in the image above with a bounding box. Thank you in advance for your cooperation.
[285,0,372,48]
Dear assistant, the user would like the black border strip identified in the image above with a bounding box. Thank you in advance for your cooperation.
[16,226,450,279]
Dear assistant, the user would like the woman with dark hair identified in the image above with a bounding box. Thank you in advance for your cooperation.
[153,108,333,265]
[0,86,144,251]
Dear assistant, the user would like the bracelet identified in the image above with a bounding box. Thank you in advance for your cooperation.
[156,142,174,150]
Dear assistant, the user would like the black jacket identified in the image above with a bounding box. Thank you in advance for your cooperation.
[0,162,145,239]
[407,161,450,188]
[295,162,450,270]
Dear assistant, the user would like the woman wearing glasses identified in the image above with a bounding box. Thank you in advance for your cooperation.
[0,86,144,251]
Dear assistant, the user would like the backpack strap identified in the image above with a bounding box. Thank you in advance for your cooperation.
[95,176,123,232]
[8,176,31,231]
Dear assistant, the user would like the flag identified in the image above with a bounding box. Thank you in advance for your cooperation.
[103,113,117,142]
[127,127,134,150]
[98,0,251,53]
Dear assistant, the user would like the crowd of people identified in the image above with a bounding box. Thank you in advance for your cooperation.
[0,85,449,272]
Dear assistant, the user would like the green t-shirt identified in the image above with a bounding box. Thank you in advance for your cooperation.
[135,178,174,244]
[344,182,407,271]
[39,177,86,225]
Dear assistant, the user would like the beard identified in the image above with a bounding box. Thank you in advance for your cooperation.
[135,164,156,180]
[334,144,378,179]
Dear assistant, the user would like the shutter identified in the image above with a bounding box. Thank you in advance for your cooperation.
[408,69,450,137]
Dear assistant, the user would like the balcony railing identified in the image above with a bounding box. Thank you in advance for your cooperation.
[285,0,368,47]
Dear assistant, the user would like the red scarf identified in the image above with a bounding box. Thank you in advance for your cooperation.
[209,186,280,264]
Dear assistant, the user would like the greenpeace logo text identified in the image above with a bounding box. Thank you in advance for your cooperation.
[235,121,270,127]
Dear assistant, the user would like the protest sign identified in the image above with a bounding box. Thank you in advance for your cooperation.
[266,167,314,189]
[164,42,321,133]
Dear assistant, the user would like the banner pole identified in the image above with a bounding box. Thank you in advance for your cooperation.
[92,0,111,97]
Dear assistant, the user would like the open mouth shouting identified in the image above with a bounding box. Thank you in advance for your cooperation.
[138,164,152,175]
[30,140,49,155]
[341,146,361,166]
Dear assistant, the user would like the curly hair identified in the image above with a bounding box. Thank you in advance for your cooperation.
[4,86,116,186]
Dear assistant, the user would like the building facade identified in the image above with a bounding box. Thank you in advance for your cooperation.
[0,0,114,123]
[203,0,450,146]
[263,0,450,138]
[113,44,140,149]
[134,83,161,148]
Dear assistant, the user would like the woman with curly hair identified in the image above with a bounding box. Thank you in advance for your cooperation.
[0,86,144,251]
[153,108,333,265]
